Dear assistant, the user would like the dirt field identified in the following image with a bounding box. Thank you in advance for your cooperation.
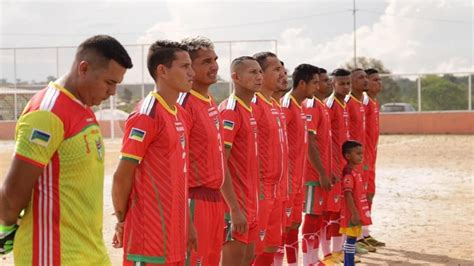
[1,135,473,265]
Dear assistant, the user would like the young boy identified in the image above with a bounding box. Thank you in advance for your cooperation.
[340,140,372,266]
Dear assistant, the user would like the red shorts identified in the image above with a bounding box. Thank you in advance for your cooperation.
[325,181,342,212]
[187,187,224,266]
[124,259,185,266]
[364,166,376,194]
[225,213,259,244]
[286,191,304,226]
[303,181,326,215]
[256,183,283,254]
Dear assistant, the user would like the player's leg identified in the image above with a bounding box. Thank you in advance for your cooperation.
[254,184,274,264]
[302,214,322,265]
[222,240,246,266]
[256,192,282,265]
[285,191,303,265]
[273,198,288,266]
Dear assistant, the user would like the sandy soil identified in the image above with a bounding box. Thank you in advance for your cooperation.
[1,135,473,265]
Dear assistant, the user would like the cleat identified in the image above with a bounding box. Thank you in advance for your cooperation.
[357,239,376,252]
[355,242,369,254]
[364,235,386,247]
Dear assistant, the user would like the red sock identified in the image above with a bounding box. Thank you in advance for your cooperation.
[254,252,275,266]
[285,228,299,264]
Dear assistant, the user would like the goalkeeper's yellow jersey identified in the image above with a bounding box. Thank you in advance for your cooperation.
[13,82,110,265]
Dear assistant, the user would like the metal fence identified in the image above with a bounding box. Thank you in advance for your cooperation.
[1,44,472,138]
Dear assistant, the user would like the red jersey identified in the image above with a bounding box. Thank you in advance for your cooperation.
[304,97,333,183]
[363,94,380,168]
[219,94,259,222]
[326,94,350,180]
[178,90,225,189]
[121,91,189,264]
[340,165,372,227]
[272,98,289,201]
[325,94,349,211]
[281,93,308,196]
[345,94,366,145]
[252,93,285,186]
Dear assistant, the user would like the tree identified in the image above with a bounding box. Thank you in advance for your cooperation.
[46,76,57,83]
[421,75,468,111]
[121,88,133,103]
[343,57,403,105]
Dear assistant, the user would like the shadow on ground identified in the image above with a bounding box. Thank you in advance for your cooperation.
[359,248,473,265]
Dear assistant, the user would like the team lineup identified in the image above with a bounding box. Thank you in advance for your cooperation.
[0,35,384,266]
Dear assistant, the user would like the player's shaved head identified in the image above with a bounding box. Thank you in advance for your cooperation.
[231,56,258,74]
[75,35,133,70]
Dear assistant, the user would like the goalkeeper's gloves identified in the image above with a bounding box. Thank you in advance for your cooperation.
[0,224,18,255]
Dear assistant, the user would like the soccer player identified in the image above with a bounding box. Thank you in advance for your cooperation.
[219,56,262,266]
[0,35,132,264]
[112,40,196,266]
[339,140,372,266]
[251,52,285,265]
[362,68,385,247]
[272,62,290,266]
[302,67,333,265]
[346,68,376,253]
[323,68,351,263]
[178,36,246,265]
[281,64,318,265]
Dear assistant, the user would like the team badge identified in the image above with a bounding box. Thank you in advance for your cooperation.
[319,197,324,206]
[334,195,340,203]
[259,229,266,241]
[306,114,312,121]
[129,128,146,142]
[223,120,235,130]
[95,138,104,161]
[286,207,292,217]
[29,128,51,147]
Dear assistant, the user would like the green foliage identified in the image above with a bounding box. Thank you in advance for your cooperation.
[421,75,469,111]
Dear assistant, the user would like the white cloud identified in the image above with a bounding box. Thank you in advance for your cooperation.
[275,0,472,74]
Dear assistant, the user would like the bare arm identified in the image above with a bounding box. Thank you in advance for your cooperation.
[112,159,138,222]
[0,158,43,225]
[344,191,360,225]
[307,133,331,191]
[220,147,248,234]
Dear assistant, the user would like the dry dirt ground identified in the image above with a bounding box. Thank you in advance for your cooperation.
[1,135,473,265]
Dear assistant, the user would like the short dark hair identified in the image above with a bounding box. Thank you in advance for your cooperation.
[351,68,364,73]
[231,56,257,72]
[253,52,277,71]
[365,68,379,75]
[318,67,327,74]
[147,40,188,81]
[292,64,319,88]
[331,68,351,77]
[342,140,362,157]
[76,35,133,69]
[280,60,285,66]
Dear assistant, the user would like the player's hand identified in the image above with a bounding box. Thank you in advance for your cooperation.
[187,221,198,252]
[331,174,340,185]
[230,207,248,235]
[350,213,360,226]
[320,174,332,191]
[112,221,124,248]
[0,224,18,255]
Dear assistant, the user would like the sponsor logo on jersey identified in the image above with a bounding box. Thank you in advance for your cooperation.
[129,128,146,142]
[223,120,235,130]
[30,128,51,147]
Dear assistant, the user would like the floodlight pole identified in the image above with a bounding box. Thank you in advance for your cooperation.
[353,0,357,68]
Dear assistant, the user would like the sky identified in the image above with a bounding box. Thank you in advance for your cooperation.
[0,0,472,84]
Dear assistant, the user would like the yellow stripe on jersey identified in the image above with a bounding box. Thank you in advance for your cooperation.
[15,111,65,166]
[121,152,142,163]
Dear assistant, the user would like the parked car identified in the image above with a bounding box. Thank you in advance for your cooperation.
[380,102,416,112]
